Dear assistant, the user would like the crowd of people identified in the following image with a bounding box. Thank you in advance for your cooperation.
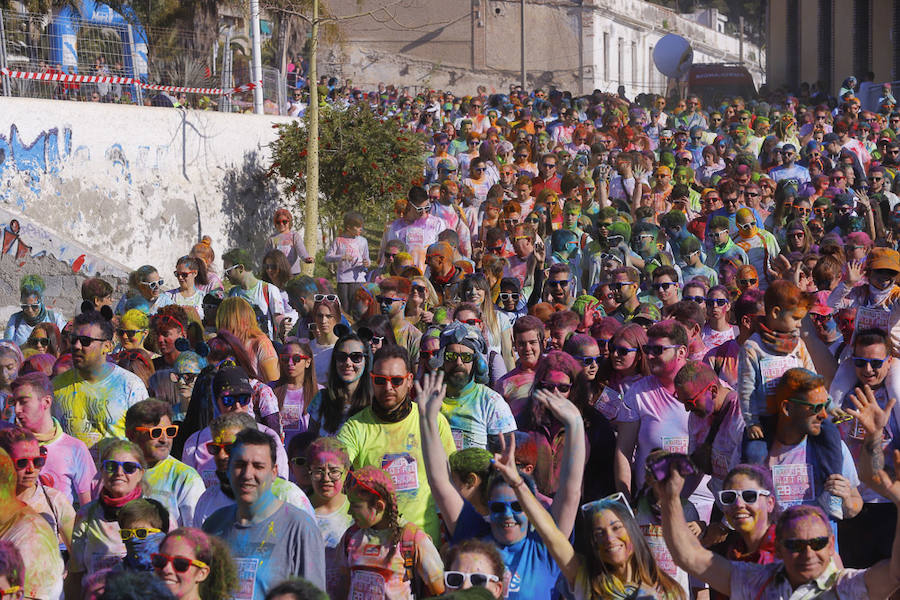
[4,74,900,600]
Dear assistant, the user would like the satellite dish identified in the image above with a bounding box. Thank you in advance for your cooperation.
[653,34,694,79]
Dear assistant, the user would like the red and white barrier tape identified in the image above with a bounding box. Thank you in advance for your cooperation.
[0,67,259,95]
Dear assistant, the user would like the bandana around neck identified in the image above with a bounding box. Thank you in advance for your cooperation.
[758,321,799,354]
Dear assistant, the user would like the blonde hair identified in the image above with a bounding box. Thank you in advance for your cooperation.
[215,297,267,345]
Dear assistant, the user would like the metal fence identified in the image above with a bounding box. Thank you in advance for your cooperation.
[0,9,292,114]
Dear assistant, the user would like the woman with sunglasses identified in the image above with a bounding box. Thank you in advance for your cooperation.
[153,527,237,600]
[5,275,68,346]
[116,265,164,315]
[307,333,373,436]
[701,285,737,349]
[25,322,62,358]
[216,297,280,384]
[274,339,318,445]
[404,276,438,330]
[67,440,146,596]
[779,219,812,259]
[155,257,207,321]
[442,539,505,598]
[0,426,75,557]
[266,208,313,275]
[459,274,515,371]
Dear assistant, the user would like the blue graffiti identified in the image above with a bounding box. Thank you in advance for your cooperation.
[0,125,73,206]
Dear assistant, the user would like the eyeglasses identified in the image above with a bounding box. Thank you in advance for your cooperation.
[141,279,165,290]
[653,282,677,292]
[220,393,252,408]
[444,350,475,363]
[151,553,209,573]
[120,527,163,541]
[371,373,408,387]
[739,278,758,286]
[499,292,520,302]
[280,353,310,364]
[117,328,145,340]
[69,334,110,347]
[684,295,705,304]
[853,356,886,370]
[573,355,600,366]
[134,425,179,439]
[205,441,234,455]
[548,279,569,288]
[490,500,524,514]
[539,382,571,393]
[20,303,40,310]
[781,536,829,553]
[717,489,771,506]
[13,455,45,470]
[309,466,345,480]
[314,294,338,303]
[101,460,143,475]
[444,571,500,589]
[788,397,829,413]
[642,344,683,356]
[173,270,195,279]
[335,351,366,364]
[705,298,729,307]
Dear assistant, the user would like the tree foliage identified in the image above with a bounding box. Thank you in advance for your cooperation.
[268,105,427,235]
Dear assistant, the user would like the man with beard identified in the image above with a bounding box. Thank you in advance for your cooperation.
[337,345,456,543]
[52,311,148,456]
[438,321,517,451]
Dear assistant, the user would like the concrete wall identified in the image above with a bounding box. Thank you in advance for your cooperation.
[0,98,294,279]
[320,0,764,96]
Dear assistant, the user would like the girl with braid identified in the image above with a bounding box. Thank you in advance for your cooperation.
[337,466,445,599]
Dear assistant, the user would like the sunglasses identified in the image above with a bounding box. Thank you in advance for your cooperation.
[371,373,408,387]
[376,295,404,305]
[173,270,195,279]
[781,536,829,553]
[134,425,179,439]
[609,281,636,291]
[223,263,242,274]
[444,571,500,589]
[684,295,705,304]
[20,303,40,310]
[117,328,145,338]
[289,456,307,467]
[653,282,677,291]
[717,489,770,506]
[141,279,165,290]
[151,553,209,573]
[205,441,234,455]
[573,355,600,366]
[444,350,475,363]
[548,279,569,288]
[30,337,50,347]
[220,393,252,408]
[490,500,524,514]
[642,344,682,356]
[462,318,483,327]
[314,294,339,303]
[120,527,162,541]
[539,382,572,393]
[13,455,45,470]
[788,397,829,413]
[853,356,886,370]
[499,292,520,301]
[335,351,366,364]
[610,345,638,357]
[281,353,310,364]
[69,334,110,347]
[810,313,832,324]
[739,278,758,286]
[705,298,729,307]
[101,460,143,475]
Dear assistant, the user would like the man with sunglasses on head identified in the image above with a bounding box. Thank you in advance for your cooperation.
[53,311,149,456]
[337,345,455,544]
[223,247,286,339]
[193,412,312,527]
[125,400,204,527]
[380,186,448,272]
[181,366,289,485]
[10,372,95,506]
[203,427,326,596]
[438,322,516,452]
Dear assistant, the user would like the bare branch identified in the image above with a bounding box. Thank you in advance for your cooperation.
[261,0,456,29]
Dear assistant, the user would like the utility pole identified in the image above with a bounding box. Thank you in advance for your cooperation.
[303,0,320,275]
[738,15,744,65]
[250,0,264,114]
[520,0,526,89]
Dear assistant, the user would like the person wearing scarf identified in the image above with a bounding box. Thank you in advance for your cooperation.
[67,440,146,597]
[336,344,456,545]
[734,208,780,290]
[4,274,68,346]
[115,498,169,571]
[705,215,748,272]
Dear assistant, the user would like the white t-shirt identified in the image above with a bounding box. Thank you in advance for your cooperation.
[729,560,867,600]
[143,456,206,527]
[227,280,285,337]
[155,288,205,319]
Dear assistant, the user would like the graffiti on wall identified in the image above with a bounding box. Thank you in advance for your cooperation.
[0,124,73,204]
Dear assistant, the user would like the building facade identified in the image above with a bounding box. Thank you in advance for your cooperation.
[318,0,764,96]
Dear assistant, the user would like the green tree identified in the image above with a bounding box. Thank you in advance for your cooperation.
[268,104,426,246]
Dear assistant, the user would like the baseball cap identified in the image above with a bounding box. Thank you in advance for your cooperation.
[823,132,840,143]
[213,366,253,397]
[808,291,833,316]
[868,247,900,273]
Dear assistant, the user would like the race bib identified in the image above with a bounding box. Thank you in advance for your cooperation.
[451,429,482,450]
[772,463,815,507]
[382,453,419,493]
[661,436,689,454]
[349,570,385,600]
[856,306,891,332]
[234,558,260,600]
[282,398,303,432]
[641,524,678,577]
[591,386,621,421]
[759,356,800,396]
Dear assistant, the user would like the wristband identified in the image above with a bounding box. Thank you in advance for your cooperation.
[511,479,526,489]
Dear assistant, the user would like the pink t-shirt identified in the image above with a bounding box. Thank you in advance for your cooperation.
[621,375,691,489]
[688,390,745,492]
[40,419,97,505]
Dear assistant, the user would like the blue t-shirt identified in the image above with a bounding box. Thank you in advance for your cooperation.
[451,499,491,544]
[492,529,561,600]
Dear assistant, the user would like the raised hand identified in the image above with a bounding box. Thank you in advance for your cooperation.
[491,429,520,486]
[845,259,864,285]
[413,370,447,421]
[846,385,894,438]
[534,388,583,428]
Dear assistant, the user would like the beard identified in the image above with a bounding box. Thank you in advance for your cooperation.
[445,366,472,390]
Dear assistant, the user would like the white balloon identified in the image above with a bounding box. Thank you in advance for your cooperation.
[653,34,694,79]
